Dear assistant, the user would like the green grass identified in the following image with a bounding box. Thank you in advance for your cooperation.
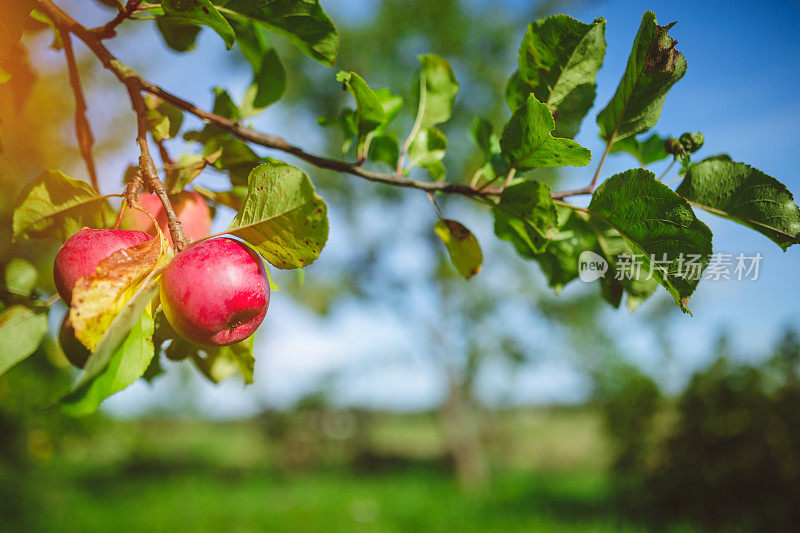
[8,466,690,533]
[0,409,704,532]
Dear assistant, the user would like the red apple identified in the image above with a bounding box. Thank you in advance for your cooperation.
[53,228,152,305]
[120,191,211,244]
[59,316,90,368]
[159,238,270,346]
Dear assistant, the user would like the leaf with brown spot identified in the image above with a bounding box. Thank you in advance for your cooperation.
[70,234,171,351]
[434,219,483,280]
[227,161,328,269]
[596,11,687,144]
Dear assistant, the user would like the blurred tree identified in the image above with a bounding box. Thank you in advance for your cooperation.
[271,0,610,489]
[606,330,800,532]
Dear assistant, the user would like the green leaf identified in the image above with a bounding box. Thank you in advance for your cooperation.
[529,207,595,292]
[408,127,447,168]
[470,116,496,157]
[368,133,399,169]
[228,18,286,111]
[588,168,712,311]
[162,0,235,49]
[676,159,800,251]
[217,0,339,66]
[60,309,155,416]
[507,15,606,139]
[184,90,263,184]
[193,184,248,211]
[608,132,670,166]
[166,151,221,193]
[145,95,184,142]
[249,46,286,108]
[422,161,446,182]
[411,54,459,130]
[0,305,48,377]
[374,87,403,124]
[228,161,328,269]
[592,225,660,311]
[596,11,687,144]
[12,170,116,241]
[184,88,241,142]
[434,219,482,280]
[208,87,241,121]
[4,257,38,296]
[500,95,591,170]
[470,117,507,183]
[336,71,387,137]
[67,272,161,396]
[204,137,262,185]
[317,108,358,155]
[155,17,201,52]
[494,181,559,256]
[524,207,658,310]
[168,336,255,384]
[229,15,272,68]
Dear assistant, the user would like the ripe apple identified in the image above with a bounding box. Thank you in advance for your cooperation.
[120,191,211,243]
[53,228,152,305]
[59,316,90,368]
[159,238,270,346]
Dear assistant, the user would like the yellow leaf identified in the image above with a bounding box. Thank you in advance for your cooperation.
[434,219,483,279]
[70,234,171,351]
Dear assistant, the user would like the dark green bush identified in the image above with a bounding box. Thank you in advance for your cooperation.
[600,329,800,532]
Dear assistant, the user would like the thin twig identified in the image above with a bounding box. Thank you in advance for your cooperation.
[155,137,175,169]
[477,166,515,193]
[502,167,516,190]
[551,142,615,200]
[657,158,676,181]
[427,192,443,218]
[60,29,99,192]
[551,186,593,200]
[588,140,613,191]
[89,0,142,39]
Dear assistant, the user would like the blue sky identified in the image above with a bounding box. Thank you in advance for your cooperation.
[42,0,800,416]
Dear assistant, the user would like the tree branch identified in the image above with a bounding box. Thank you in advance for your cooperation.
[39,0,588,208]
[60,29,99,192]
[38,0,507,200]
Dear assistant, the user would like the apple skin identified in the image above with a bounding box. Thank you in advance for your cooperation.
[159,238,270,347]
[120,191,211,244]
[53,228,152,305]
[59,316,90,369]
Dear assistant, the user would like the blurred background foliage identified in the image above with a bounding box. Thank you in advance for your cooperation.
[1,0,799,531]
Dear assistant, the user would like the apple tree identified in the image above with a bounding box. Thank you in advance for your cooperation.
[1,1,798,415]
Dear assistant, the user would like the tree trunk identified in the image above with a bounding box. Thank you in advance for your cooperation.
[439,377,490,491]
